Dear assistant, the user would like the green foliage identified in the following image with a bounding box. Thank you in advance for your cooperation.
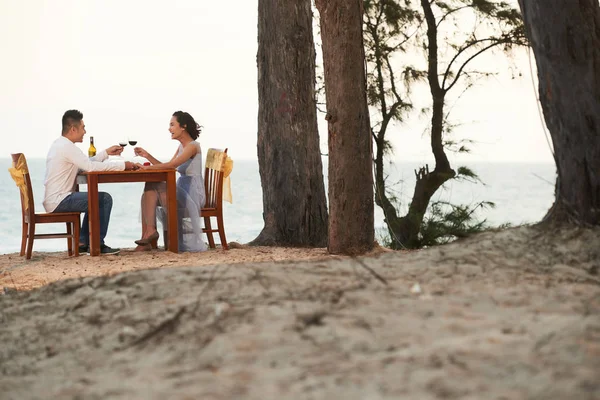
[363,0,421,141]
[365,0,528,250]
[471,0,500,15]
[364,0,527,134]
[376,199,500,249]
[443,139,473,154]
[418,200,495,247]
[455,165,482,184]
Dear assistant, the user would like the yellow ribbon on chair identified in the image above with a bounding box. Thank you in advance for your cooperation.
[8,154,30,210]
[223,156,233,203]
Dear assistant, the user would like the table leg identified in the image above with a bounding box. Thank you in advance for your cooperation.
[87,175,101,256]
[166,171,179,253]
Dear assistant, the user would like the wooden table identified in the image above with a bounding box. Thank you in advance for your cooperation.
[76,169,178,256]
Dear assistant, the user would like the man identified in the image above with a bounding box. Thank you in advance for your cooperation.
[43,109,137,255]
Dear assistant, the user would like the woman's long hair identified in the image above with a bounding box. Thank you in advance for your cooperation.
[173,111,202,140]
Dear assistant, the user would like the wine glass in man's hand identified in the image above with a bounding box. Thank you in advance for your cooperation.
[115,140,127,160]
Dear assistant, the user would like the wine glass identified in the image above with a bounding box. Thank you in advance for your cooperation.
[116,140,128,160]
[128,137,140,162]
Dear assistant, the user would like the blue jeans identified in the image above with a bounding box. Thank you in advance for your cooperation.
[53,192,113,246]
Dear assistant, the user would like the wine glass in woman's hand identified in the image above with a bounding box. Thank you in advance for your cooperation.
[125,137,136,159]
[134,146,148,160]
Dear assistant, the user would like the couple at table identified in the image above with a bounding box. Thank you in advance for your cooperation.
[42,109,208,254]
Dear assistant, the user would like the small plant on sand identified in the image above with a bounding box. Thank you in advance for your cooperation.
[378,199,497,249]
[418,200,494,247]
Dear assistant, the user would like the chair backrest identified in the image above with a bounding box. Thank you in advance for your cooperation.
[10,153,36,223]
[204,148,228,209]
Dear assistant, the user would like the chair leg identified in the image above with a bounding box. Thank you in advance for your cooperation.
[204,216,216,248]
[66,222,73,256]
[26,223,35,260]
[74,218,80,257]
[20,221,27,256]
[217,214,228,250]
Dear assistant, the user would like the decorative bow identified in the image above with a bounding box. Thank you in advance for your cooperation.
[8,154,30,210]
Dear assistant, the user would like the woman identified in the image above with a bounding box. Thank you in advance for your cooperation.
[133,111,207,252]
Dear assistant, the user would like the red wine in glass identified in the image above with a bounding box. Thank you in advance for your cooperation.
[114,141,127,159]
[128,140,137,146]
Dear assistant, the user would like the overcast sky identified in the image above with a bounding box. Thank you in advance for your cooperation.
[1,0,554,163]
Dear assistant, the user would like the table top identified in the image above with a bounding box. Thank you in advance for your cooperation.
[76,168,176,184]
[81,168,176,175]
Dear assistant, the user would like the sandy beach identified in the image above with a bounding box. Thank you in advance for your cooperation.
[0,242,363,292]
[1,225,599,399]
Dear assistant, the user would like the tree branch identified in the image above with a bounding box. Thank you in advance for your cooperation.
[441,37,501,89]
[436,5,471,28]
[444,39,514,92]
[421,0,441,93]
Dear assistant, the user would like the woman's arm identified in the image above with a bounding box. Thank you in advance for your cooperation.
[133,147,162,165]
[143,143,199,170]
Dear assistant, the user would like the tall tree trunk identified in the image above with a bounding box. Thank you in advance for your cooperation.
[381,0,456,249]
[253,0,328,246]
[393,96,456,248]
[518,0,600,225]
[315,0,374,255]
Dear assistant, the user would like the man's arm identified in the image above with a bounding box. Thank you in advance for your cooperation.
[90,150,108,162]
[66,143,133,171]
[90,145,123,162]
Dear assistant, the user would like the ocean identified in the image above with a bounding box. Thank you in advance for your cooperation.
[1,158,556,255]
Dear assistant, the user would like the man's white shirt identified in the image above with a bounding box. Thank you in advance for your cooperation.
[43,136,125,212]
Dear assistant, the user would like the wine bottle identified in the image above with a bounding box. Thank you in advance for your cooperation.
[88,136,97,158]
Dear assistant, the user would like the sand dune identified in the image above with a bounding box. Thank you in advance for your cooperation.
[1,225,599,399]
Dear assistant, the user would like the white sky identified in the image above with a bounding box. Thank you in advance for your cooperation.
[1,0,554,163]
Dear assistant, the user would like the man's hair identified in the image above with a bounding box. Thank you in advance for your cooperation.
[62,109,83,135]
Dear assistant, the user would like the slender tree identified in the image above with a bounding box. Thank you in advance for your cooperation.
[365,0,526,248]
[517,0,600,226]
[315,0,374,255]
[252,0,328,247]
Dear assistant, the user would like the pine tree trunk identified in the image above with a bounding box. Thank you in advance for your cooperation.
[315,0,374,255]
[518,0,600,225]
[253,0,328,246]
[378,0,455,249]
[389,96,455,249]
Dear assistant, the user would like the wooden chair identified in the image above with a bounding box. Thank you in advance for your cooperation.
[202,148,229,250]
[9,153,80,259]
[158,148,229,250]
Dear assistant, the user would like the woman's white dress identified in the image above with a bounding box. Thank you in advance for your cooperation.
[156,141,207,252]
